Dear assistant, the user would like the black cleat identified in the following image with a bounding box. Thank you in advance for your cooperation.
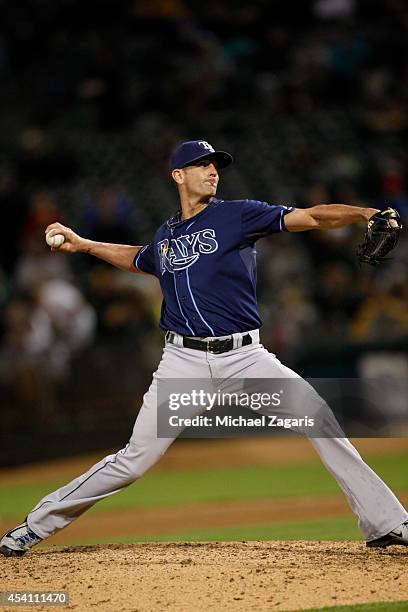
[367,521,408,548]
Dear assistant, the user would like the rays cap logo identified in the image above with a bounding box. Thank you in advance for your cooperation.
[169,140,234,172]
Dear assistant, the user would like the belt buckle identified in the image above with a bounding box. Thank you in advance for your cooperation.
[166,331,174,343]
[207,338,230,354]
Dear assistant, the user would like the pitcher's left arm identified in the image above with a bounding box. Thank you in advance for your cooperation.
[283,204,379,232]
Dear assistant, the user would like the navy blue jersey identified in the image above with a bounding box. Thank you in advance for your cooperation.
[133,198,294,336]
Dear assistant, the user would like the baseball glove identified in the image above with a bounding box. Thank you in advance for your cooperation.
[357,207,402,266]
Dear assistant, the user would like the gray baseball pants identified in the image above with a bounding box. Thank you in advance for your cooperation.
[27,330,408,542]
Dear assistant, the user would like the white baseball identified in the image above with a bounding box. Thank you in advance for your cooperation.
[46,233,65,248]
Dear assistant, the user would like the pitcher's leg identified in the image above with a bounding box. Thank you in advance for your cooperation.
[232,345,408,540]
[26,342,211,540]
[311,437,408,541]
[27,392,175,539]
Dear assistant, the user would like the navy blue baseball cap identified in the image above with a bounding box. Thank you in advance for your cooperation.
[170,140,233,172]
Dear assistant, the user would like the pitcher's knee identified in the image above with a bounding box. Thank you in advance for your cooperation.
[304,400,345,437]
[116,445,163,483]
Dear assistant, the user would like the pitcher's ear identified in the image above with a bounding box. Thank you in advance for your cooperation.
[172,169,184,184]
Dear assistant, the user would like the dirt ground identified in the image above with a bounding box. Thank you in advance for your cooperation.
[1,541,407,612]
[1,438,407,611]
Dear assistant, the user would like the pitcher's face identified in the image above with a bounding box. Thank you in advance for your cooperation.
[174,159,219,198]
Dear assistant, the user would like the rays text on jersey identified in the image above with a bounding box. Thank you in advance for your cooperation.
[158,228,218,274]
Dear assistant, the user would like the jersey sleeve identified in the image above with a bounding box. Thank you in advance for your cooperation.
[133,242,157,276]
[241,199,295,243]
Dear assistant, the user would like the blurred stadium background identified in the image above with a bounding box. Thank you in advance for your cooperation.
[0,0,407,477]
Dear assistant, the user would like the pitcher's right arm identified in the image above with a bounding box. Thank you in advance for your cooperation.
[45,222,146,274]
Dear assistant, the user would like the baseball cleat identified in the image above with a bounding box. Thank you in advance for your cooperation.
[0,521,42,557]
[366,521,408,548]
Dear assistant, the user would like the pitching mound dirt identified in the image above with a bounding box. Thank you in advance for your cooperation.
[1,541,407,611]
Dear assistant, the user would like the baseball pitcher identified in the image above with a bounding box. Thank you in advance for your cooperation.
[1,140,406,556]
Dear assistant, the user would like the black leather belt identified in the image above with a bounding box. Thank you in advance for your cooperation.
[166,332,252,354]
